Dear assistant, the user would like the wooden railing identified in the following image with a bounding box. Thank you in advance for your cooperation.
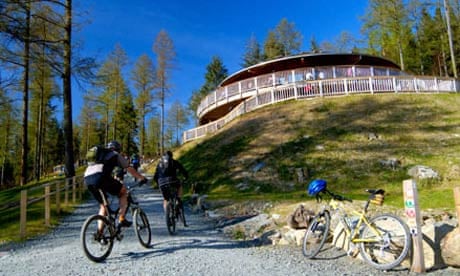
[0,176,85,239]
[183,76,459,143]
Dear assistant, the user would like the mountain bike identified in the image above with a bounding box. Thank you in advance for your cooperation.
[165,183,186,235]
[302,188,411,271]
[80,182,151,262]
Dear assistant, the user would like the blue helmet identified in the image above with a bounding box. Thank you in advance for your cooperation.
[308,179,327,196]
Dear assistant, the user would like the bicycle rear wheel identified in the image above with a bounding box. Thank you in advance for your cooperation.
[359,213,411,270]
[133,208,151,248]
[81,215,114,262]
[177,199,186,226]
[302,210,331,258]
[166,201,176,235]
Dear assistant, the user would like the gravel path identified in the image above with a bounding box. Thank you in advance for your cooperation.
[1,183,459,276]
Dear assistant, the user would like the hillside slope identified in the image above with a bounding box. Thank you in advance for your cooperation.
[177,93,460,210]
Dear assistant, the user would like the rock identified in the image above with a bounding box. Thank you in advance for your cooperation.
[222,214,274,240]
[407,165,439,179]
[441,227,460,268]
[421,222,455,270]
[368,132,379,140]
[287,204,315,229]
[295,168,306,183]
[379,157,401,170]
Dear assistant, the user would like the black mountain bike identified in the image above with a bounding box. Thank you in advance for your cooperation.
[165,184,186,235]
[81,182,151,262]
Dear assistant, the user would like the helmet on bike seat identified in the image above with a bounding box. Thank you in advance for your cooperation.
[308,179,327,196]
[107,140,121,152]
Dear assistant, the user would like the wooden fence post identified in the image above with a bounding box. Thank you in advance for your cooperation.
[45,185,50,226]
[64,178,69,205]
[55,181,60,215]
[77,176,82,200]
[403,179,425,273]
[20,190,27,239]
[454,186,460,220]
[72,177,76,204]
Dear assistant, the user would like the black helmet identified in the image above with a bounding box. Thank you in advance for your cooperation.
[107,140,121,152]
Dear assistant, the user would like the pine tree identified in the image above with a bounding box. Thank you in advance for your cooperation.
[132,54,156,157]
[362,0,411,70]
[188,56,228,120]
[263,30,283,60]
[274,18,302,56]
[166,100,189,146]
[153,29,176,154]
[241,34,263,68]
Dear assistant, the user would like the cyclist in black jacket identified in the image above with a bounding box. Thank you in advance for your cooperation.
[153,151,188,219]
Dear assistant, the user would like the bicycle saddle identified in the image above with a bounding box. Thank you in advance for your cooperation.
[365,189,385,195]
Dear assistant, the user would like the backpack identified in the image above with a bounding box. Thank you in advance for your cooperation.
[84,145,114,187]
[159,154,174,175]
[86,145,112,164]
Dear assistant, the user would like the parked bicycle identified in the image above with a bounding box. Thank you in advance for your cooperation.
[165,183,186,235]
[302,179,411,271]
[80,182,152,262]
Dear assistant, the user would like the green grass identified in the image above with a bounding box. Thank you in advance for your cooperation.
[178,93,460,213]
[0,175,88,245]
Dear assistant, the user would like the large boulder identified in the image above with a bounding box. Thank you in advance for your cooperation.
[441,227,460,268]
[421,222,455,270]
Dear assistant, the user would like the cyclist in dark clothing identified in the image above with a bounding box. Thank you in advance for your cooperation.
[153,151,188,220]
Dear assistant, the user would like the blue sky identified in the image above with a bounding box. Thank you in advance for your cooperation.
[72,0,369,124]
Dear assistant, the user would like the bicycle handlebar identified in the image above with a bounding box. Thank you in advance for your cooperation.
[320,189,353,203]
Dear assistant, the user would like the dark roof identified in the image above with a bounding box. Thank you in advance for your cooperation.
[220,53,401,87]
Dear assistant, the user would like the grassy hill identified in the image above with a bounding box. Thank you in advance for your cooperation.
[175,93,460,211]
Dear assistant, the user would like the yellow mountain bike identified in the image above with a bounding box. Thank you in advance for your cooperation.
[302,185,411,271]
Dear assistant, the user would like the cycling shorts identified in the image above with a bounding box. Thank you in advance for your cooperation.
[87,177,123,204]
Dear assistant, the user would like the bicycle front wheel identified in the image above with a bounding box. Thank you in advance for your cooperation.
[80,215,114,262]
[133,208,151,248]
[302,210,331,258]
[166,202,176,235]
[359,213,411,270]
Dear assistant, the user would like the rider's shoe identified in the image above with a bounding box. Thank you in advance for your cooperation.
[119,219,132,228]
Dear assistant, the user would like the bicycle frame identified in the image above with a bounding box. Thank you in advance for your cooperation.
[329,196,383,241]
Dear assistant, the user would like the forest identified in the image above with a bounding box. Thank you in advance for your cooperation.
[0,0,459,188]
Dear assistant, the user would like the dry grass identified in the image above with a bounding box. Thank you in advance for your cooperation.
[179,93,460,211]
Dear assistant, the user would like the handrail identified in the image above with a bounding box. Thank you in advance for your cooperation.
[183,75,459,143]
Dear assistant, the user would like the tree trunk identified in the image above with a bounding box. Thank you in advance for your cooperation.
[20,2,31,186]
[444,0,458,78]
[63,0,75,177]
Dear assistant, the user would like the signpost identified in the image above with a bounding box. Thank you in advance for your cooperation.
[403,179,425,273]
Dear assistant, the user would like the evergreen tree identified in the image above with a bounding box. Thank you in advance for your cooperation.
[275,18,302,56]
[362,0,412,70]
[132,54,156,157]
[263,30,283,60]
[188,56,228,120]
[166,100,189,145]
[310,36,320,53]
[145,116,161,158]
[94,44,129,143]
[153,29,176,154]
[241,34,263,68]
